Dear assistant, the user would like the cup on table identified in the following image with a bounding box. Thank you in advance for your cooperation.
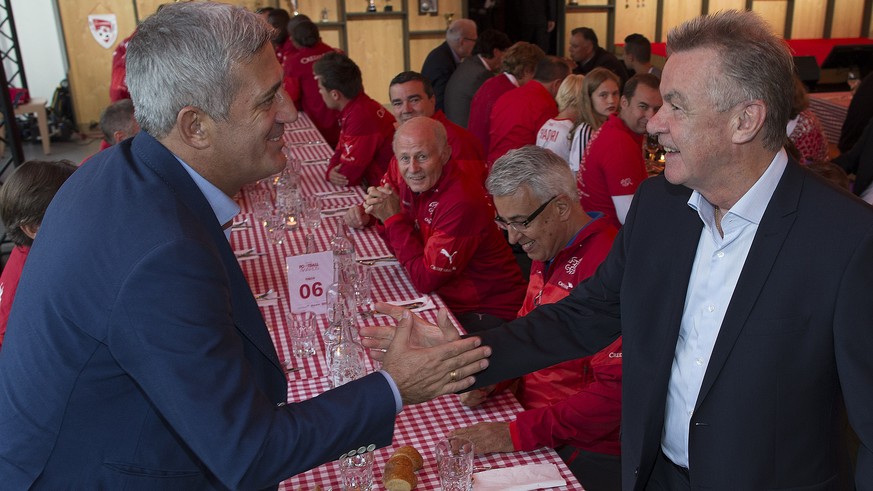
[435,436,474,491]
[251,189,273,227]
[301,195,323,234]
[288,311,317,358]
[265,212,286,245]
[338,452,374,491]
[352,265,373,318]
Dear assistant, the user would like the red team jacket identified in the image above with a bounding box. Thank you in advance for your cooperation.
[282,41,342,148]
[325,93,396,187]
[506,215,623,455]
[378,161,526,320]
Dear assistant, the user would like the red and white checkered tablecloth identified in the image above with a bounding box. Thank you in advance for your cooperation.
[808,91,853,144]
[232,112,584,490]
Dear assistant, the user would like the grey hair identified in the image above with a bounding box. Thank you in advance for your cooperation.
[126,2,273,139]
[666,10,794,151]
[487,146,578,201]
[446,19,475,43]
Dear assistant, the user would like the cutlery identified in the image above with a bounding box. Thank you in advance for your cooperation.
[356,256,396,265]
[317,190,357,197]
[290,140,324,146]
[235,249,267,258]
[321,207,350,216]
[254,289,274,300]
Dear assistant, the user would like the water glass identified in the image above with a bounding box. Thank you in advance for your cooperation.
[265,212,286,245]
[251,189,273,227]
[301,195,323,234]
[435,436,474,491]
[288,311,317,358]
[352,265,373,317]
[338,452,374,491]
[327,339,367,388]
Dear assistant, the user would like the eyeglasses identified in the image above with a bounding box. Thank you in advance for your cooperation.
[464,37,477,44]
[494,195,557,232]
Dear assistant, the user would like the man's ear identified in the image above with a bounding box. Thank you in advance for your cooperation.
[554,195,572,221]
[731,100,766,145]
[175,106,212,150]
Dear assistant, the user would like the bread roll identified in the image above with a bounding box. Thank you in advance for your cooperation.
[393,445,424,471]
[383,455,417,491]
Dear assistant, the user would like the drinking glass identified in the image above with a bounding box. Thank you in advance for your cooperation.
[251,189,273,227]
[265,212,286,245]
[338,452,374,491]
[301,195,323,234]
[288,311,317,358]
[353,265,373,318]
[435,436,474,491]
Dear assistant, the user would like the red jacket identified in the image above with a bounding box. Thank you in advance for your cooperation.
[488,80,558,166]
[577,114,648,229]
[504,215,623,455]
[110,34,132,102]
[432,110,487,184]
[326,93,396,187]
[467,74,517,157]
[274,38,297,67]
[283,42,341,147]
[379,161,526,320]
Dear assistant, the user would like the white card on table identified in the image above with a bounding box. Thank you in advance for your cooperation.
[286,251,333,315]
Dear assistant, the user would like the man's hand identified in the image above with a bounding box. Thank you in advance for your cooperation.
[451,422,514,454]
[344,204,371,229]
[360,303,459,361]
[459,386,493,407]
[379,309,490,405]
[364,184,401,222]
[328,166,349,186]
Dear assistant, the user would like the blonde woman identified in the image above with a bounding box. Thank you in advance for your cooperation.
[568,68,620,173]
[536,74,585,164]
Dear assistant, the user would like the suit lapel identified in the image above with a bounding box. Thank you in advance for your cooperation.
[132,134,284,376]
[695,162,802,405]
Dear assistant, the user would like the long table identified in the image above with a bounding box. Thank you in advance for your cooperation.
[231,113,584,490]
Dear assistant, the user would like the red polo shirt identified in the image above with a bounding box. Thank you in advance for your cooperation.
[487,80,558,166]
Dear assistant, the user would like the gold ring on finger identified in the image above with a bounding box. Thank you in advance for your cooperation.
[450,370,457,382]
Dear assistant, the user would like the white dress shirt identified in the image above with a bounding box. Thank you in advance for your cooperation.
[661,149,789,467]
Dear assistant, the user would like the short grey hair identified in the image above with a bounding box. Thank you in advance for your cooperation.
[126,2,273,139]
[446,19,475,43]
[667,10,794,151]
[99,99,137,144]
[487,146,578,202]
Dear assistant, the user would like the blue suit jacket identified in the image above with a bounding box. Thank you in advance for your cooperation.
[475,161,873,490]
[0,132,396,489]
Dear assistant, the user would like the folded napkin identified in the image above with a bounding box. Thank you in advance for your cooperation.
[473,463,566,491]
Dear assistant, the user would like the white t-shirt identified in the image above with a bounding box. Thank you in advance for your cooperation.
[536,118,575,165]
[568,123,594,173]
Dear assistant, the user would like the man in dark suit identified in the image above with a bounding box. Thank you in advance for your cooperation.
[365,10,873,490]
[421,19,478,112]
[569,27,628,87]
[835,118,873,204]
[444,29,512,128]
[0,3,488,489]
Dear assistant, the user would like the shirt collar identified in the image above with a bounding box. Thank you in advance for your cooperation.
[503,72,519,87]
[687,148,788,226]
[175,156,241,239]
[477,54,491,70]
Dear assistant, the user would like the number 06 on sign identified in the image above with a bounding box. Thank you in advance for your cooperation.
[286,251,334,315]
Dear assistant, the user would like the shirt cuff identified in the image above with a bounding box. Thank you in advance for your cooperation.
[509,420,523,451]
[377,369,403,414]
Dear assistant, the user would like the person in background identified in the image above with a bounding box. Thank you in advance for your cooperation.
[567,68,621,174]
[421,19,478,112]
[266,8,293,65]
[787,75,829,163]
[99,98,140,147]
[283,19,341,147]
[351,117,526,332]
[444,29,512,128]
[622,33,661,78]
[386,71,486,183]
[453,146,621,491]
[314,51,396,187]
[577,73,662,229]
[568,27,628,86]
[0,4,488,487]
[467,41,545,155]
[0,159,77,349]
[487,56,569,166]
[503,0,557,53]
[839,72,873,153]
[536,74,585,165]
[834,118,873,204]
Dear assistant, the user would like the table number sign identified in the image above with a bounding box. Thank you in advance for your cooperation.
[287,251,333,314]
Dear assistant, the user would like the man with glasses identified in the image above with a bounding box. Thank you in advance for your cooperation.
[422,19,478,112]
[452,146,623,491]
[355,116,525,332]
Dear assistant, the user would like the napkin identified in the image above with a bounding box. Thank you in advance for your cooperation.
[472,463,566,491]
[255,290,279,308]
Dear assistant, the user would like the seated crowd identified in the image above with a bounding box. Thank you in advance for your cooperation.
[1,5,870,491]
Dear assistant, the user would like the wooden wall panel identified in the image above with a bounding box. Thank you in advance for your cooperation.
[831,0,864,37]
[791,0,827,38]
[57,0,137,129]
[408,0,463,31]
[660,0,700,41]
[318,26,344,49]
[615,3,657,42]
[410,37,443,74]
[706,0,746,12]
[346,17,405,104]
[751,0,787,37]
[297,1,340,21]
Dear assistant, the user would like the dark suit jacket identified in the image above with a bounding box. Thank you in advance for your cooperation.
[574,46,629,87]
[444,55,494,127]
[839,72,873,153]
[836,117,873,198]
[476,161,873,490]
[0,132,396,489]
[422,41,459,112]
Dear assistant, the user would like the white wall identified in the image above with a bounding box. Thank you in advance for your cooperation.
[4,0,68,101]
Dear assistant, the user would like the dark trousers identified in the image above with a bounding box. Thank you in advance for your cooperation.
[645,451,691,491]
[557,446,622,491]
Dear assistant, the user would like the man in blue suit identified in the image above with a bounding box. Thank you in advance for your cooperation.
[0,3,488,489]
[366,10,873,490]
